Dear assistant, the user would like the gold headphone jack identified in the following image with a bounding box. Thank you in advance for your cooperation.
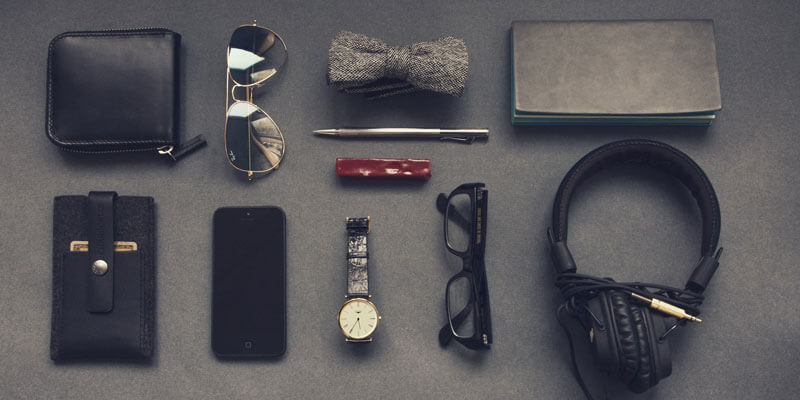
[630,292,702,323]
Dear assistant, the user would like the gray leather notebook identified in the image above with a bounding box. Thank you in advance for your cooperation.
[511,20,722,125]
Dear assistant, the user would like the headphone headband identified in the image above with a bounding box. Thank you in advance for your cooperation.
[548,139,722,293]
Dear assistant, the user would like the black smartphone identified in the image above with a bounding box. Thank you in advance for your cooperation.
[212,206,286,357]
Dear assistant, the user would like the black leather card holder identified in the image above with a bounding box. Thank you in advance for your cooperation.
[46,29,181,153]
[50,192,156,360]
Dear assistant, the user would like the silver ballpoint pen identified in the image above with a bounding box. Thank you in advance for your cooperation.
[313,128,489,143]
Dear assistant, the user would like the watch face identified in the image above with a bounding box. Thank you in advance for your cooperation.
[338,298,380,340]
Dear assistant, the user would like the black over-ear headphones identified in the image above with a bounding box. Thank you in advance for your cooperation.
[547,139,723,398]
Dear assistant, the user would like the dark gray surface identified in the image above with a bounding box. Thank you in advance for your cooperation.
[1,0,798,399]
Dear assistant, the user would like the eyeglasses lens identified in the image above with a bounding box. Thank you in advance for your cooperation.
[447,276,476,338]
[445,193,472,252]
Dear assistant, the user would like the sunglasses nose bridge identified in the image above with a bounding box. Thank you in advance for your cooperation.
[230,84,253,103]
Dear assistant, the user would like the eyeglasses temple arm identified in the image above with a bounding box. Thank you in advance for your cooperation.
[438,301,475,346]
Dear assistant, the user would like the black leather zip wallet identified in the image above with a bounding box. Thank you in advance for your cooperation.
[50,192,155,360]
[45,29,205,160]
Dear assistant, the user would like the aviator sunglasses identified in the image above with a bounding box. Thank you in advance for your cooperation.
[224,22,287,180]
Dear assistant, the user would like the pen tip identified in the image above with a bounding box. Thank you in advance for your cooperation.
[313,129,336,135]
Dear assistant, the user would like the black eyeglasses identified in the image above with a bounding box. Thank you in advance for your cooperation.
[437,183,492,350]
[224,22,287,181]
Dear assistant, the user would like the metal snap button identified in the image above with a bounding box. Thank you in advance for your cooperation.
[91,259,108,276]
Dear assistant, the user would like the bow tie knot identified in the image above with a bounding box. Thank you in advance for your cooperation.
[327,31,469,98]
[384,45,412,80]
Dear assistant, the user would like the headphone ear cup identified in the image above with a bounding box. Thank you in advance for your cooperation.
[628,303,653,393]
[584,293,617,375]
[608,291,641,384]
[646,310,674,387]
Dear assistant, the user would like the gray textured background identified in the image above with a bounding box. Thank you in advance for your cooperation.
[1,0,798,399]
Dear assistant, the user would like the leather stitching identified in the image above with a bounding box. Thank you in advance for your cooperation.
[51,253,64,358]
[139,251,143,355]
[144,197,155,355]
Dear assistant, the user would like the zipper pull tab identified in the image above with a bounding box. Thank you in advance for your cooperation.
[158,134,207,162]
[157,145,175,160]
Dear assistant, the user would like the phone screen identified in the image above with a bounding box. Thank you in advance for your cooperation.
[212,207,286,357]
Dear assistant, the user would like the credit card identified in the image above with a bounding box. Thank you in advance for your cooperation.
[69,241,138,252]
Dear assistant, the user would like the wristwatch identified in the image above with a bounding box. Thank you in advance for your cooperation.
[338,217,381,342]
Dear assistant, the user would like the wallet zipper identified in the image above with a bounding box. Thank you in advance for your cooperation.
[96,27,172,33]
[61,146,165,155]
[59,134,206,162]
[158,135,207,161]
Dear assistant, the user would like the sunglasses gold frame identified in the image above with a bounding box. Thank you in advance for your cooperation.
[224,21,287,181]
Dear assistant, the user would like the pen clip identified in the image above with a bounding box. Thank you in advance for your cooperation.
[440,136,475,144]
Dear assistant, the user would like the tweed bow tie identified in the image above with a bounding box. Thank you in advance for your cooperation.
[327,31,469,98]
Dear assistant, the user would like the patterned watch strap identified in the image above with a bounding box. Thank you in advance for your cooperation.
[346,217,370,297]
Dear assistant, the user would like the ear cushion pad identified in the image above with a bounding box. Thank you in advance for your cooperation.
[628,304,654,393]
[609,291,641,383]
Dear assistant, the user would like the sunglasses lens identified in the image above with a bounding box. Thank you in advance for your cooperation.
[225,102,284,173]
[228,25,286,86]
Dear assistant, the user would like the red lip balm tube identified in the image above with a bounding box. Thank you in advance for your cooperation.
[336,158,431,181]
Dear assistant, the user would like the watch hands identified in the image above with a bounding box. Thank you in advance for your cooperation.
[349,318,360,334]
